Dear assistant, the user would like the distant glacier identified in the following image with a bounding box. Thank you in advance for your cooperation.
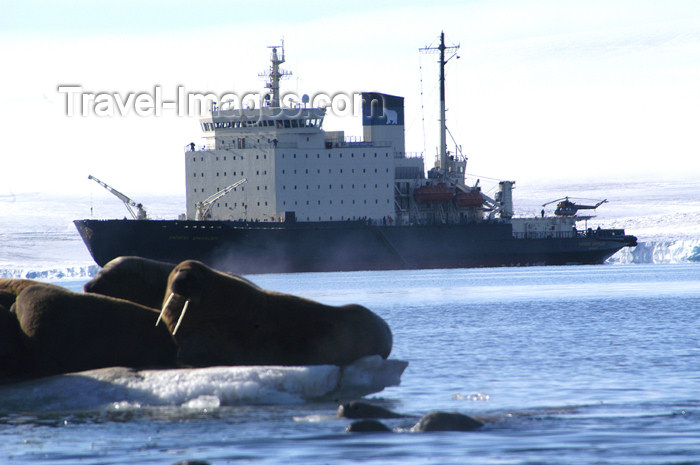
[611,239,700,264]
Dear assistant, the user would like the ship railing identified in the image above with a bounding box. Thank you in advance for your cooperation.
[187,141,298,151]
[341,135,373,147]
[324,137,389,148]
[577,228,627,239]
[395,151,424,159]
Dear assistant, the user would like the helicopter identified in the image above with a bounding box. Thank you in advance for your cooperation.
[542,197,607,217]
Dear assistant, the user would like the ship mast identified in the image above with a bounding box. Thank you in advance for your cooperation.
[260,40,292,108]
[420,32,460,174]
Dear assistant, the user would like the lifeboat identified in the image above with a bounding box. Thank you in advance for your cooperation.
[413,183,454,202]
[454,190,483,208]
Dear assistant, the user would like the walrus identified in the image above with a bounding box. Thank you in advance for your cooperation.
[0,303,29,379]
[84,256,177,309]
[345,419,392,433]
[15,284,177,376]
[410,411,484,432]
[158,260,393,367]
[0,278,42,308]
[0,279,48,380]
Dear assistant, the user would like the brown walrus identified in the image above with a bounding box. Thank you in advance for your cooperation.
[0,278,42,308]
[15,284,177,376]
[84,256,176,309]
[410,411,484,432]
[0,279,46,379]
[0,303,29,379]
[158,260,393,367]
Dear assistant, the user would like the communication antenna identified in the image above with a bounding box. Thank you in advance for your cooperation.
[259,39,292,108]
[420,32,460,174]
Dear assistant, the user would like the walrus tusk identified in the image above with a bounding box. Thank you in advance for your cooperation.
[156,292,174,327]
[172,299,190,336]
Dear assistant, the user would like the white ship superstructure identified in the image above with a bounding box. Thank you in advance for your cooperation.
[184,38,609,237]
[186,44,426,224]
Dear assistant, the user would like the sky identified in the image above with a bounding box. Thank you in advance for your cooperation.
[1,0,699,198]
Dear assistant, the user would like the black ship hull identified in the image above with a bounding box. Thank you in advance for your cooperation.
[74,219,637,275]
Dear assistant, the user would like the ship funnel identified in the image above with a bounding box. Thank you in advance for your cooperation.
[361,92,405,156]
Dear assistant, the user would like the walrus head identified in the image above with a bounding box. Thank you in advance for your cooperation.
[156,260,258,336]
[156,261,207,335]
[84,256,175,309]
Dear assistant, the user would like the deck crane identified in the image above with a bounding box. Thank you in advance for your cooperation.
[195,178,247,220]
[542,197,607,217]
[88,174,147,220]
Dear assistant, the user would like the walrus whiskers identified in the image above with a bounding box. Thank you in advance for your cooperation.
[156,292,174,327]
[172,299,190,336]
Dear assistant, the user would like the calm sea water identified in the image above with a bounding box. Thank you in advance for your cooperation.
[2,263,699,465]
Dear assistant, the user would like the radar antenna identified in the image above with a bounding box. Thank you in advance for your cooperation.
[259,40,292,108]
